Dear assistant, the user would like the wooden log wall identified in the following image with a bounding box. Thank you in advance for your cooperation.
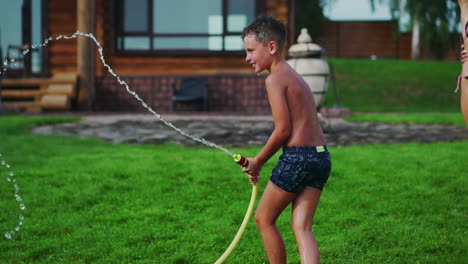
[317,21,399,58]
[47,0,78,74]
[317,20,459,60]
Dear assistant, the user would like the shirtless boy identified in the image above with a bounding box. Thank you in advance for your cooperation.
[241,16,332,264]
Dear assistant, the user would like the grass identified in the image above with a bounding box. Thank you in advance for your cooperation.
[344,112,466,126]
[0,116,467,264]
[323,58,462,112]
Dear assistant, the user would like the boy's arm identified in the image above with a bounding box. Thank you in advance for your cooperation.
[243,76,290,175]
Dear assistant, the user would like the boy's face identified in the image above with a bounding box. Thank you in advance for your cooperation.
[243,34,273,73]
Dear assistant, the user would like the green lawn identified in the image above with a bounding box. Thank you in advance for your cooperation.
[344,112,466,126]
[1,116,467,264]
[324,58,462,112]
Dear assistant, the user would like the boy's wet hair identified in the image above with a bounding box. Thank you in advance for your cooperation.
[241,16,287,51]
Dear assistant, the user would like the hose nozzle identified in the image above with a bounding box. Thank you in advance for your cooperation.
[233,154,249,167]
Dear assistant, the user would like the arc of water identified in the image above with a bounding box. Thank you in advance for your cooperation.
[67,32,257,262]
[1,32,233,156]
[1,154,26,240]
[1,32,257,264]
[62,32,233,156]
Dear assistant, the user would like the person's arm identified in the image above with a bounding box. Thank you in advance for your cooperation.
[243,75,290,177]
[461,44,468,63]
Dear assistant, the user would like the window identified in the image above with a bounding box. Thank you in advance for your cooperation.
[0,0,47,77]
[115,0,261,54]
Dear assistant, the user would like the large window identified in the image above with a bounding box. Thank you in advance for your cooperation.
[0,0,46,77]
[115,0,261,54]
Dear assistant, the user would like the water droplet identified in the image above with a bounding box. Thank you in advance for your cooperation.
[6,177,11,182]
[9,172,14,177]
[16,196,22,202]
[10,58,15,62]
[15,227,20,232]
[19,215,24,221]
[23,49,29,55]
[31,44,36,48]
[20,204,26,210]
[6,164,10,168]
[3,61,7,66]
[4,232,11,239]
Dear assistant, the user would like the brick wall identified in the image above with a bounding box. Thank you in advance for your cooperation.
[94,74,270,113]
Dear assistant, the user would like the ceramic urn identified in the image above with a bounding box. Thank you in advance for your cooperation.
[287,28,329,109]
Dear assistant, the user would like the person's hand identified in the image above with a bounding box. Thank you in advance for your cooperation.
[241,157,262,184]
[242,157,261,175]
[247,173,260,185]
[461,44,468,63]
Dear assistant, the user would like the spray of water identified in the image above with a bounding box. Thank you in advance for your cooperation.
[84,32,233,155]
[1,154,26,239]
[2,32,234,155]
[0,31,241,240]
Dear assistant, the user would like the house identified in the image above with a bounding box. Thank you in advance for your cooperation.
[1,0,295,114]
[1,0,458,114]
[317,20,458,61]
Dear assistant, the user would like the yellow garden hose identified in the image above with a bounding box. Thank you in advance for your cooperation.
[214,183,258,264]
[213,155,258,264]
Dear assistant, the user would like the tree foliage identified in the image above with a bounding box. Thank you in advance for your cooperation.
[295,0,328,41]
[295,0,460,59]
[370,0,460,59]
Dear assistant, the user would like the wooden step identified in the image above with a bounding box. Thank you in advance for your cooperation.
[40,94,70,110]
[4,101,41,113]
[4,101,35,108]
[1,74,77,113]
[51,72,77,84]
[46,84,75,96]
[2,90,43,99]
[2,78,50,89]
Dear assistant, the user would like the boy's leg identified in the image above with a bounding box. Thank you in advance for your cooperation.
[291,186,322,264]
[255,180,297,264]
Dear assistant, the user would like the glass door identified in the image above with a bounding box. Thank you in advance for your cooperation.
[0,0,46,77]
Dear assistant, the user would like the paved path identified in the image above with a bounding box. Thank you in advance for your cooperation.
[32,114,468,148]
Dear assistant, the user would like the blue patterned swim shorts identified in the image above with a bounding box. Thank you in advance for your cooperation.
[271,146,332,193]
